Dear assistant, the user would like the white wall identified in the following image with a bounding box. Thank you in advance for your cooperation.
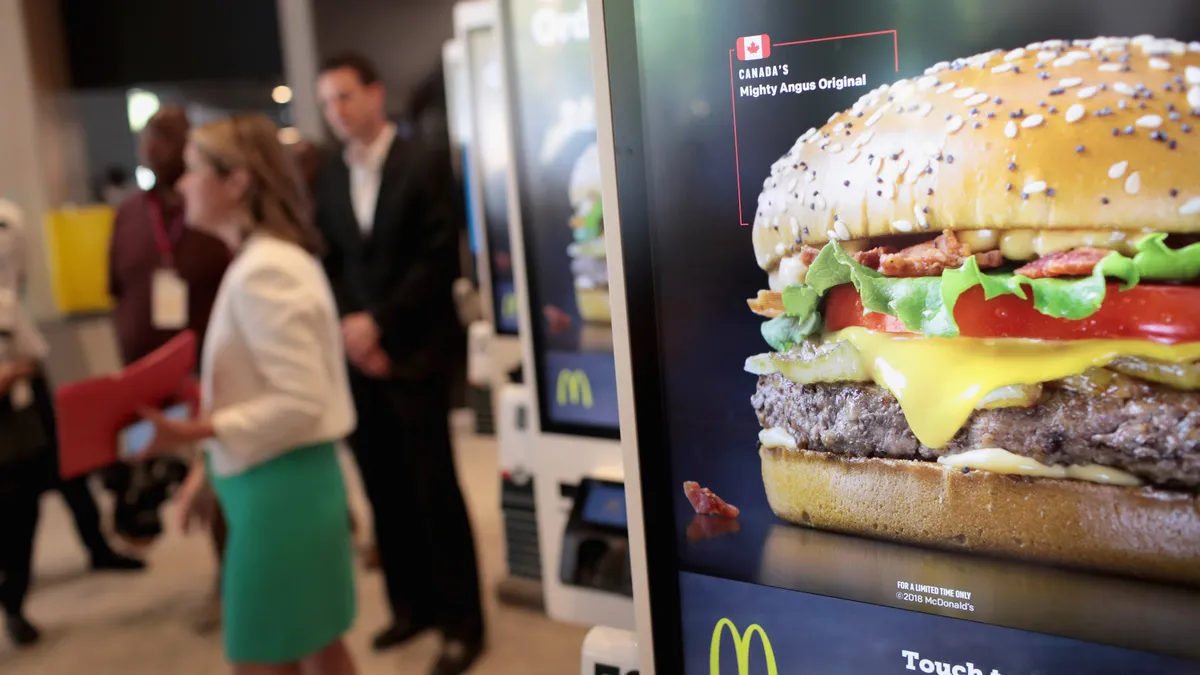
[0,0,86,319]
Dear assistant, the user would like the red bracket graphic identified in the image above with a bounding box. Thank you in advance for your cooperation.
[731,29,900,226]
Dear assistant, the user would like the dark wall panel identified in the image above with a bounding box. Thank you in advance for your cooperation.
[60,0,283,88]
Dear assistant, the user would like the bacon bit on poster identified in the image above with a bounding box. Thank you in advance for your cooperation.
[747,290,786,317]
[543,305,572,335]
[684,481,740,519]
[686,514,742,541]
[1013,247,1112,278]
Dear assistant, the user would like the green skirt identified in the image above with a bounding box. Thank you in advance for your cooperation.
[208,442,356,664]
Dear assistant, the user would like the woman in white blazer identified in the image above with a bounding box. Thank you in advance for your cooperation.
[141,114,357,675]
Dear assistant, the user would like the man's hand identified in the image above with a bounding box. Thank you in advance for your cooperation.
[352,346,393,380]
[0,363,15,397]
[0,359,34,397]
[342,312,381,363]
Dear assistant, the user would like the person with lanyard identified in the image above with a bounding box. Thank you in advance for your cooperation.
[107,105,232,631]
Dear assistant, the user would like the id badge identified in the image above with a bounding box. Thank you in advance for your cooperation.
[152,268,189,330]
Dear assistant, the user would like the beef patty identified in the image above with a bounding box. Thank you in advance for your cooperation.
[752,374,1200,490]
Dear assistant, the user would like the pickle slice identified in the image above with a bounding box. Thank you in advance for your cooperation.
[771,340,869,384]
[1108,357,1200,391]
[975,384,1043,410]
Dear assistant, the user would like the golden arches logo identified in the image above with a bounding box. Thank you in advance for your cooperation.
[710,618,778,675]
[501,291,518,319]
[556,369,593,408]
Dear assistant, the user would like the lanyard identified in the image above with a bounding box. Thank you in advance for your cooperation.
[147,192,185,268]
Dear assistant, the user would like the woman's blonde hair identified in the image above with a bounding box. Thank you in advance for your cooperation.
[189,114,324,255]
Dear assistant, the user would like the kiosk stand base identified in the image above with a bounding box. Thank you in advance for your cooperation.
[581,626,639,675]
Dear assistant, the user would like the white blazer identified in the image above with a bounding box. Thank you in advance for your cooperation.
[201,234,355,477]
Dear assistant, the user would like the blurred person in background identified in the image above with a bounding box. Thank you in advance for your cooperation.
[107,104,232,631]
[0,198,143,648]
[0,299,50,648]
[315,53,484,675]
[140,113,357,675]
[0,199,50,646]
[99,164,137,207]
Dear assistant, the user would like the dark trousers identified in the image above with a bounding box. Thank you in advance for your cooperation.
[349,372,484,643]
[0,458,41,617]
[30,375,111,560]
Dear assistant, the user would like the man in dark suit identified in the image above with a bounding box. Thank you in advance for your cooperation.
[314,53,484,675]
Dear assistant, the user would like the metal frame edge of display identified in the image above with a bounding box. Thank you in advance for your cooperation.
[590,0,676,670]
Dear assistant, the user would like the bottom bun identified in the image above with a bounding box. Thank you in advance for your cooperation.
[575,287,611,324]
[760,446,1200,587]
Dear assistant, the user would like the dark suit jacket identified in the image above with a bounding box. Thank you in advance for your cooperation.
[315,133,463,383]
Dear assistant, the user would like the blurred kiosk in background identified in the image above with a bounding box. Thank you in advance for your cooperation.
[452,1,544,608]
[592,0,1200,673]
[497,0,633,628]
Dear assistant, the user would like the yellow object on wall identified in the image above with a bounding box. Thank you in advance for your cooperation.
[45,204,115,314]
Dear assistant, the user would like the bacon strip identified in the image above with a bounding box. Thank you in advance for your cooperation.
[1013,247,1110,279]
[684,481,740,519]
[878,231,1004,277]
[747,290,785,318]
[799,245,823,266]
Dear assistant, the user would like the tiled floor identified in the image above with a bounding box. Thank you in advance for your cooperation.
[0,415,588,674]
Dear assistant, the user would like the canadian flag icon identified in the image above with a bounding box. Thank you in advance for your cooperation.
[736,34,771,61]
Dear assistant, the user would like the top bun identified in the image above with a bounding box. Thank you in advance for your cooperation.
[752,36,1200,273]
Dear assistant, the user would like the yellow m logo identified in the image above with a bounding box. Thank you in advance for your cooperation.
[556,369,593,408]
[501,291,519,319]
[710,618,778,675]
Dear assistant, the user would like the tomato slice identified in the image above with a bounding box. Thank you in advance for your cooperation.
[824,283,1200,344]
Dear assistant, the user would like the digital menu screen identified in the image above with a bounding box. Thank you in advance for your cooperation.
[502,0,619,436]
[466,25,519,335]
[602,0,1200,672]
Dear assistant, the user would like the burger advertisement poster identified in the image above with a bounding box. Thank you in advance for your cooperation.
[623,0,1200,671]
[466,25,519,335]
[503,0,619,434]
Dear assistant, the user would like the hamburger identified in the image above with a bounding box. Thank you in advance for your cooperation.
[744,35,1200,585]
[568,142,611,324]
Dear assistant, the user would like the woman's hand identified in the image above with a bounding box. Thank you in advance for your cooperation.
[136,407,214,457]
[174,461,215,534]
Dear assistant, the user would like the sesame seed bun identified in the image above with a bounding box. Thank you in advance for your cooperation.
[760,445,1200,587]
[752,36,1200,274]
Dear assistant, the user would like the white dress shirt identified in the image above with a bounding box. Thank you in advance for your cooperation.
[201,235,356,477]
[345,123,397,234]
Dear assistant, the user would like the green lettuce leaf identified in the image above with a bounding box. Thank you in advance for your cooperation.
[759,233,1200,345]
[761,313,822,352]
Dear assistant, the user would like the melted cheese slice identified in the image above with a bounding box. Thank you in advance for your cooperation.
[831,327,1200,449]
[937,448,1143,486]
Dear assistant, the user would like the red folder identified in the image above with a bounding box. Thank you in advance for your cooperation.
[55,331,201,479]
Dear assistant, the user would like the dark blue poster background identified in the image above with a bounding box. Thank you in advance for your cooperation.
[683,573,1200,675]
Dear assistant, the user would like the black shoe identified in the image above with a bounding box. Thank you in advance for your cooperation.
[5,613,41,647]
[430,639,484,675]
[90,551,146,572]
[371,618,433,652]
